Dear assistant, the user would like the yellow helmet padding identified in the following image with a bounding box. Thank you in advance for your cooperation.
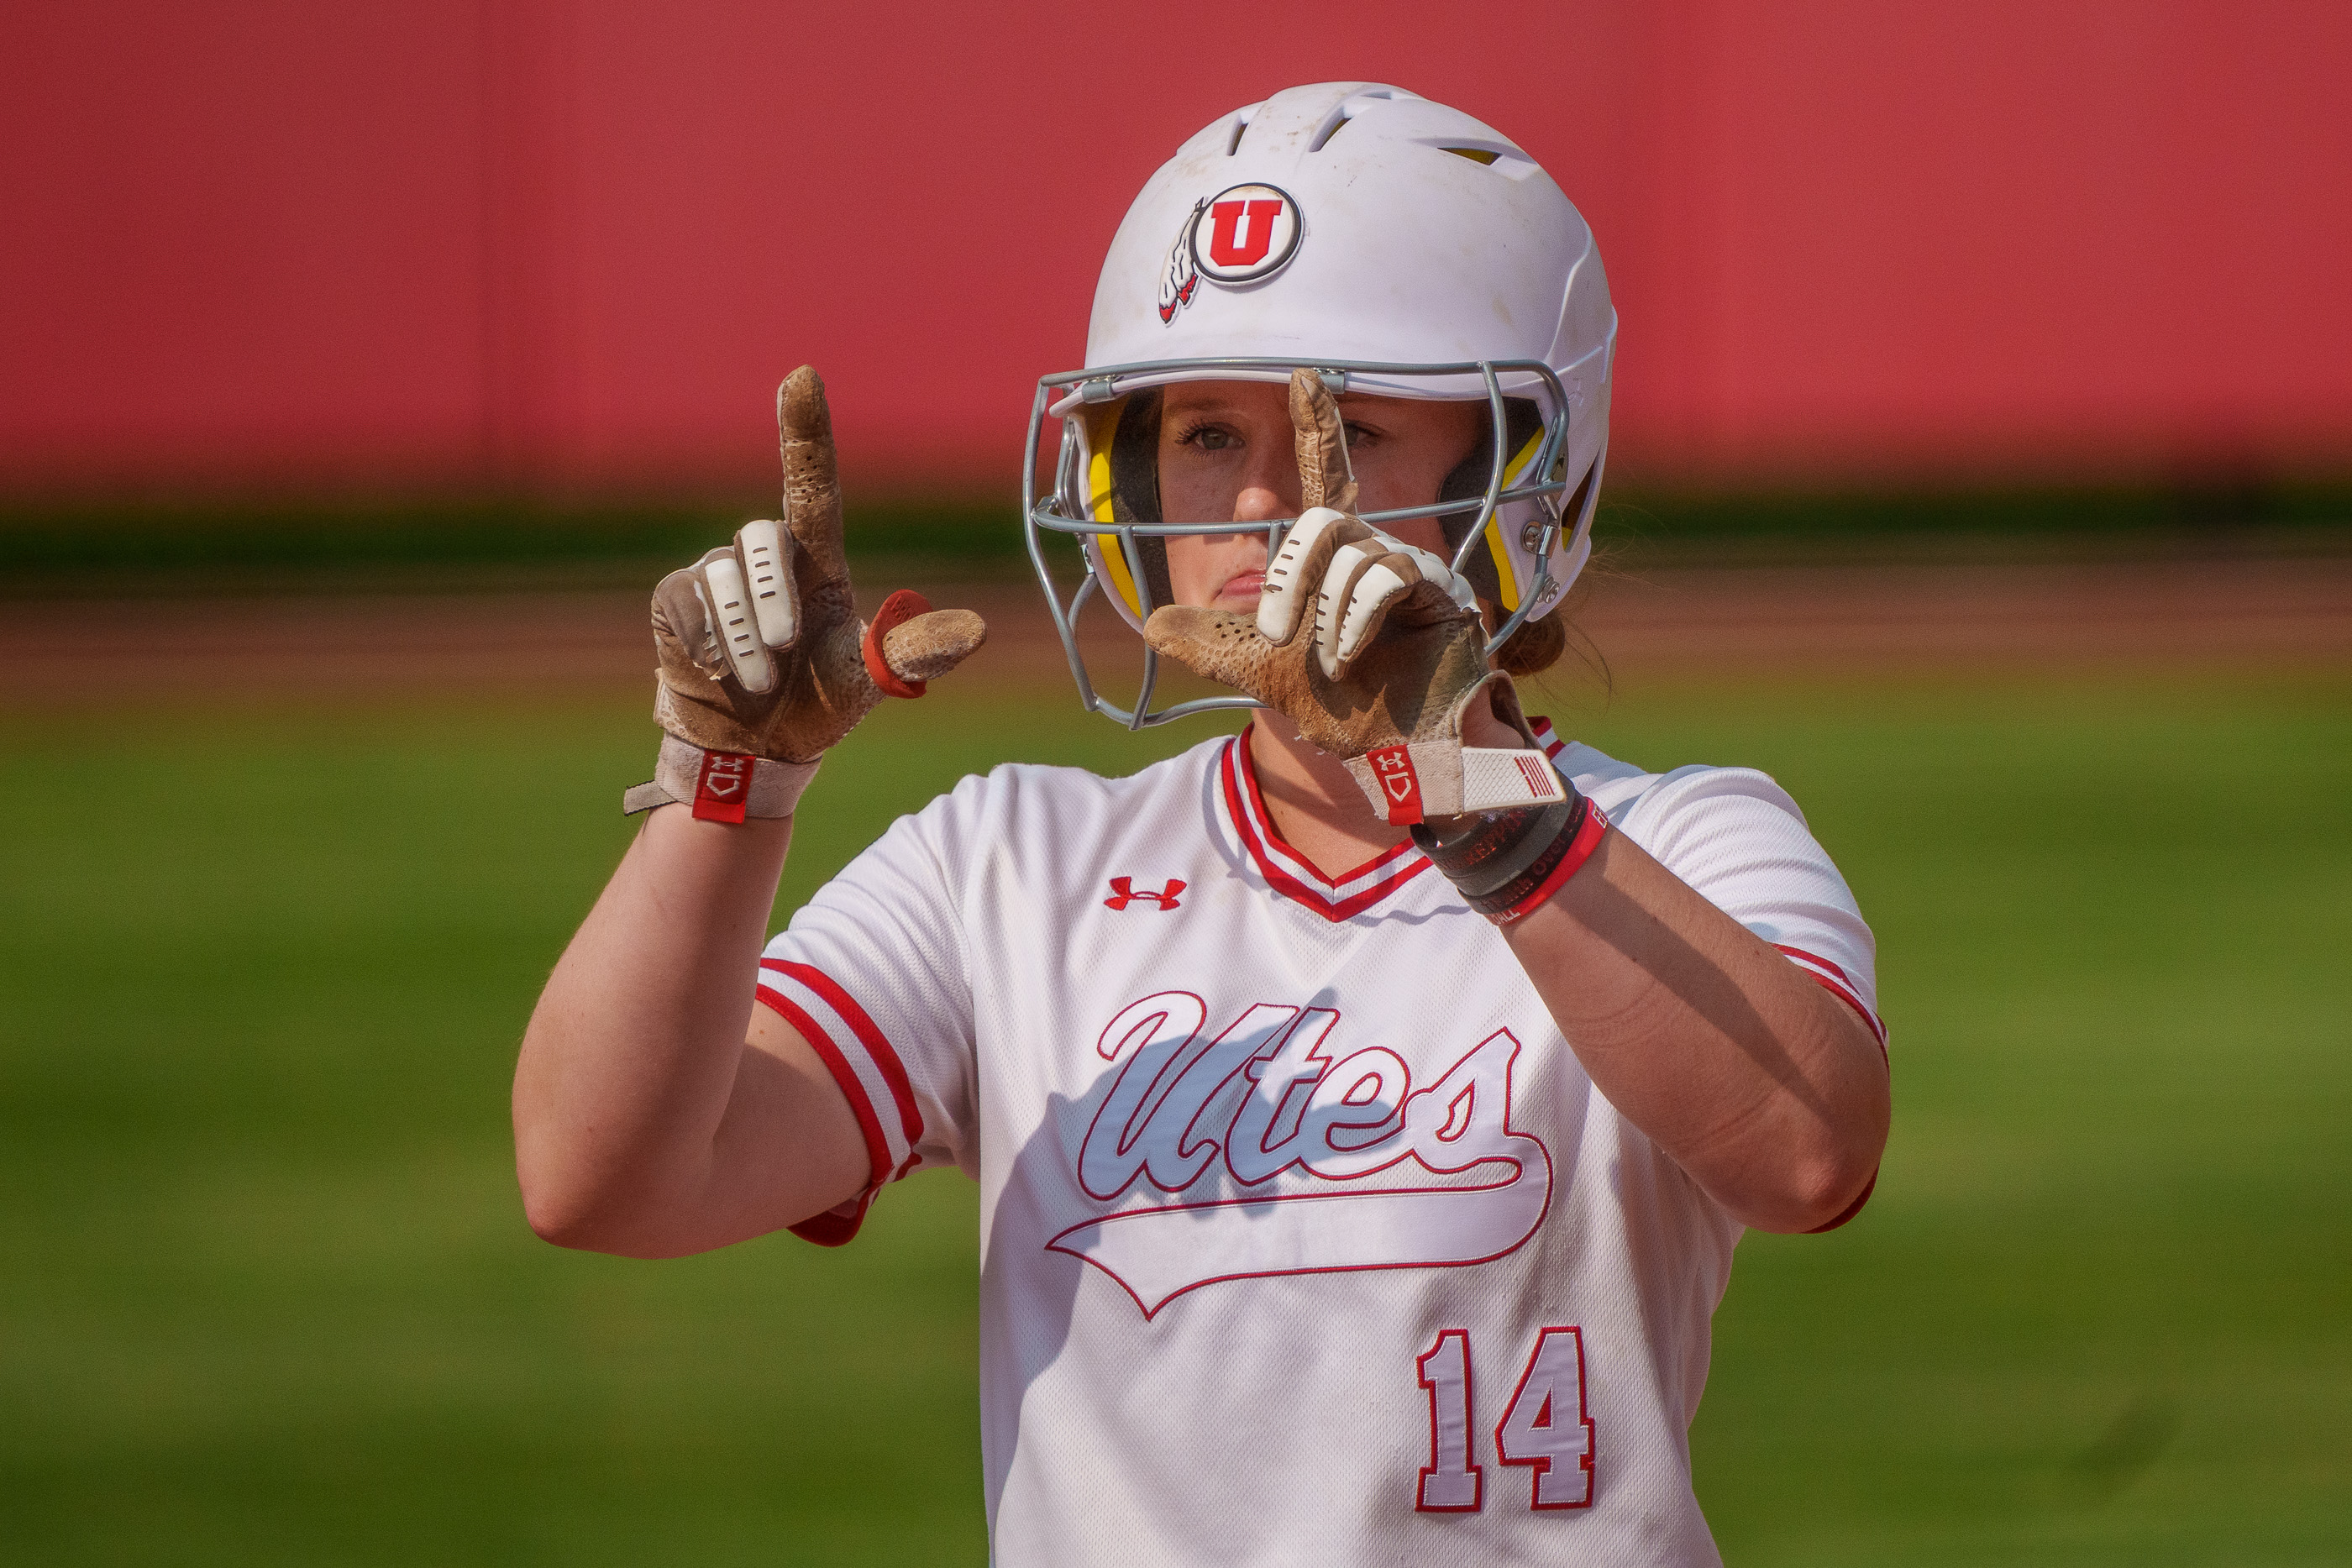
[1085,402,1146,618]
[1478,427,1546,612]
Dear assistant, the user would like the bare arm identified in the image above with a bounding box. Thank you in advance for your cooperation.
[1251,709,1887,1236]
[1497,823,1888,1234]
[513,806,870,1256]
[512,366,984,1258]
[1445,697,1887,1233]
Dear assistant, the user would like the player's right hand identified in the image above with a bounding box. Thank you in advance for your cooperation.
[1140,370,1561,824]
[650,366,986,762]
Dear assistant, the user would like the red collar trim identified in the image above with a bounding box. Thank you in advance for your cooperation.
[1218,730,1431,922]
[1529,716,1567,761]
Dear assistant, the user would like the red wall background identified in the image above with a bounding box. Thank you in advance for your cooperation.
[4,1,2349,496]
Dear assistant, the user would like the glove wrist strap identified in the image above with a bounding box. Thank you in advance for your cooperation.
[1347,739,1571,822]
[622,736,821,822]
[1341,675,1567,825]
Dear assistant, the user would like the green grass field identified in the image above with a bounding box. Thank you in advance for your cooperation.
[3,666,2347,1564]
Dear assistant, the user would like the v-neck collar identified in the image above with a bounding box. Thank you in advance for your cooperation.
[1215,726,1431,922]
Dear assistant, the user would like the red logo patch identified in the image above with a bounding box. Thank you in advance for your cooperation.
[1365,744,1424,825]
[1205,197,1283,269]
[1190,183,1301,283]
[1105,876,1186,911]
[1160,184,1303,325]
[691,750,755,823]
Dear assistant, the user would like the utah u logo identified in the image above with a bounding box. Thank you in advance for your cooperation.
[1205,197,1284,269]
[1188,183,1303,286]
[1105,877,1186,911]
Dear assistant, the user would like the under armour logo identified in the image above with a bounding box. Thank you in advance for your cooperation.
[1105,877,1186,911]
[690,749,756,824]
[1363,743,1424,825]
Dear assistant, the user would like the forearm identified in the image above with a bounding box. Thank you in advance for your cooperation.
[508,368,984,1256]
[513,805,798,1248]
[1504,828,1889,1233]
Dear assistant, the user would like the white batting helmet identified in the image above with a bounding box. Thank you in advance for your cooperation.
[1021,81,1618,726]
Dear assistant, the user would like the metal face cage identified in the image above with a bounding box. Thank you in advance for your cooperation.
[1021,356,1579,730]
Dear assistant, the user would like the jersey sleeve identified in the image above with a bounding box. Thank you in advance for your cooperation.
[1611,763,1886,1051]
[1609,763,1887,1232]
[755,779,984,1245]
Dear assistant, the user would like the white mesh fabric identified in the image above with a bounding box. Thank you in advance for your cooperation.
[751,726,1877,1565]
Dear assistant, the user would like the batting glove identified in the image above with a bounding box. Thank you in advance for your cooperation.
[1141,370,1564,826]
[627,366,986,821]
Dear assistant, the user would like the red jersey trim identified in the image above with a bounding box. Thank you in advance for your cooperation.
[1805,1168,1877,1233]
[786,1190,876,1246]
[1770,943,1885,1233]
[1772,943,1889,1054]
[754,982,889,1247]
[764,958,926,1151]
[1528,716,1568,761]
[1230,727,1421,888]
[1218,731,1431,922]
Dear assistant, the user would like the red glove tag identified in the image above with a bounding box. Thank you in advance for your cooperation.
[1364,744,1424,825]
[862,588,935,700]
[691,750,757,823]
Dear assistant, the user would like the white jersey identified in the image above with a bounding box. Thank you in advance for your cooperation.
[756,720,1882,1566]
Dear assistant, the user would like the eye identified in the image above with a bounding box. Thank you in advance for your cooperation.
[1173,419,1241,453]
[1342,422,1383,449]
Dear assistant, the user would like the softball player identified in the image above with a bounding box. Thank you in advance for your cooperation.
[517,82,1890,1565]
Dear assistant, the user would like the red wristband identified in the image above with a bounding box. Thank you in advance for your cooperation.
[1487,802,1608,926]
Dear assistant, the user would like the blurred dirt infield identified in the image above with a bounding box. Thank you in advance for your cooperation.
[3,557,2347,701]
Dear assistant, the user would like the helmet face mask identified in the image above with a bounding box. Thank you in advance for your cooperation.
[1022,82,1617,729]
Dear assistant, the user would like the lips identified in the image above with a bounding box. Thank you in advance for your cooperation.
[1219,571,1265,606]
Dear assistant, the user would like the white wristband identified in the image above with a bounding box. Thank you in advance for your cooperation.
[622,735,822,821]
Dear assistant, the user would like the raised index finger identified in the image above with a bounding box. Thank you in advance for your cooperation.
[777,365,848,585]
[1288,368,1359,516]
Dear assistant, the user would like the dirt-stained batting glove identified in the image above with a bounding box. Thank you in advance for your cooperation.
[1141,369,1565,826]
[624,366,986,821]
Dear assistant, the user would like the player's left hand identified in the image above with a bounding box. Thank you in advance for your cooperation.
[1142,370,1565,826]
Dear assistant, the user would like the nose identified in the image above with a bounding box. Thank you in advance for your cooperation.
[1231,445,1302,524]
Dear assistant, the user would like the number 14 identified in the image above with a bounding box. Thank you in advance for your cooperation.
[1415,1326,1594,1513]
